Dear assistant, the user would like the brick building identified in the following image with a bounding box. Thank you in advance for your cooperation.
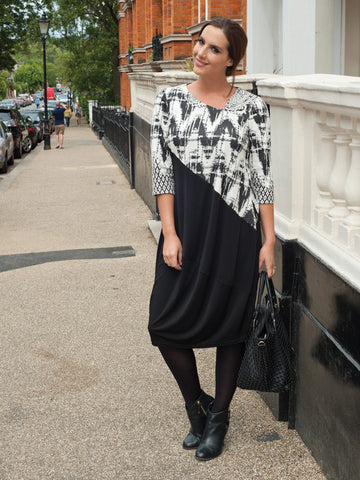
[117,0,247,110]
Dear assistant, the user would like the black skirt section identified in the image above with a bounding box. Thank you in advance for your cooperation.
[149,154,261,348]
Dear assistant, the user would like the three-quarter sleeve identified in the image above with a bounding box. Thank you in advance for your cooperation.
[248,97,274,204]
[151,90,175,196]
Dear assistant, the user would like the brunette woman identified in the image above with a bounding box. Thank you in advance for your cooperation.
[149,17,275,461]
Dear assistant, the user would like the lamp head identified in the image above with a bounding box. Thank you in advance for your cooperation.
[38,12,50,37]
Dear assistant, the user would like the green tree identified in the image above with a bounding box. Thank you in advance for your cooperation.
[15,42,64,89]
[14,63,43,91]
[51,0,120,103]
[0,71,9,98]
[0,0,52,71]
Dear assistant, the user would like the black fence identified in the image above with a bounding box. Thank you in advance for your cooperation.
[92,105,134,186]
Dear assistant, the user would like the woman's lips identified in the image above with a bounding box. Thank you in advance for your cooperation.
[194,57,207,67]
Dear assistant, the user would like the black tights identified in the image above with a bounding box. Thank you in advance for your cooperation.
[158,343,245,412]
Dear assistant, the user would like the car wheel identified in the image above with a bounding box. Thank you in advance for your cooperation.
[23,136,32,153]
[8,151,14,166]
[0,156,8,174]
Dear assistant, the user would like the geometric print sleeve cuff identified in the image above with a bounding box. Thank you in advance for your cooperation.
[248,97,274,205]
[151,90,175,196]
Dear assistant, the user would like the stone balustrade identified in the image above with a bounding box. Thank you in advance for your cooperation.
[258,74,360,290]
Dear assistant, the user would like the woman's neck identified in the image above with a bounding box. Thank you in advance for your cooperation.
[193,76,233,98]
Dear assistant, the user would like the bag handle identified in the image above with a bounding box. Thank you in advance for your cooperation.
[263,272,278,323]
[255,270,267,312]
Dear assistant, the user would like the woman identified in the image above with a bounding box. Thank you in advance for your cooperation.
[75,103,82,126]
[64,105,72,127]
[149,17,275,461]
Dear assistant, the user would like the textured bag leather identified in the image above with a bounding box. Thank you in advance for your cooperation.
[237,271,291,392]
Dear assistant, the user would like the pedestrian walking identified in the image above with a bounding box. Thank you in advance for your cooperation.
[64,104,72,127]
[35,97,40,108]
[51,101,66,149]
[75,103,82,126]
[148,17,275,461]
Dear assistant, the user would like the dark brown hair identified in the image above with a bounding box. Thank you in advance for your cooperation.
[199,17,248,82]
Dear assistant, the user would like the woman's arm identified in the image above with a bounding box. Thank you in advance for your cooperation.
[258,203,276,278]
[157,194,182,271]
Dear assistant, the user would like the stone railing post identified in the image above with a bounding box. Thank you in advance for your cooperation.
[324,134,351,236]
[338,136,360,250]
[314,127,336,228]
[344,137,360,227]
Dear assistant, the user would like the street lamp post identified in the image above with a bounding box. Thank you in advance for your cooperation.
[68,79,72,110]
[38,13,51,150]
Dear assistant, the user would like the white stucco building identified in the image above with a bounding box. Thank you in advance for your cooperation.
[247,0,360,76]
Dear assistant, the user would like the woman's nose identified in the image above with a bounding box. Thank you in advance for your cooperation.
[197,44,206,57]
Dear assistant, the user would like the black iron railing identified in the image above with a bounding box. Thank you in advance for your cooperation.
[92,105,133,186]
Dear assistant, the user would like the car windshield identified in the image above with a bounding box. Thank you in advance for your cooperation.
[0,112,11,121]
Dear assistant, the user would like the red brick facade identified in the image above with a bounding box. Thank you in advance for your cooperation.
[118,0,247,110]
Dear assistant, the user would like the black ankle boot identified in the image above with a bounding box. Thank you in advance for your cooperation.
[182,391,214,450]
[195,406,230,461]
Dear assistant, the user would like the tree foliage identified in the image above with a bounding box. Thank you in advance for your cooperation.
[0,71,9,98]
[1,1,120,105]
[0,0,52,71]
[51,0,120,103]
[14,63,43,90]
[14,42,63,91]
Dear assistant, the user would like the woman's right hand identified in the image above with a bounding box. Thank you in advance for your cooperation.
[163,233,182,271]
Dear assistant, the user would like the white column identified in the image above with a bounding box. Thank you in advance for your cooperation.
[338,137,360,249]
[247,0,275,74]
[344,137,360,226]
[282,0,316,74]
[88,100,95,125]
[328,134,351,218]
[323,133,351,237]
[314,129,336,227]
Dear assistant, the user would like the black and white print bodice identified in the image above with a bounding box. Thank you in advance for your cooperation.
[151,84,274,230]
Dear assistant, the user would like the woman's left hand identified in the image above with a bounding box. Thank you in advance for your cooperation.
[258,242,276,278]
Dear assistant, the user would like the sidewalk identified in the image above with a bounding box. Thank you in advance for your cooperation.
[0,121,327,480]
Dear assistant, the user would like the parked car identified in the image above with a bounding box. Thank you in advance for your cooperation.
[0,107,30,158]
[0,121,15,173]
[0,99,20,109]
[56,93,68,103]
[18,94,31,106]
[20,114,38,149]
[24,110,45,142]
[47,100,58,110]
[14,97,27,108]
[34,90,44,100]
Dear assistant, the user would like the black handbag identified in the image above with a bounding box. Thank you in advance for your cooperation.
[237,271,291,393]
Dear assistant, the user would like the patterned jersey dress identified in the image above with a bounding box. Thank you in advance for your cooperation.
[148,84,274,348]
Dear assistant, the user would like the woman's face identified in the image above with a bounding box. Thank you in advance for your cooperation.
[193,25,233,78]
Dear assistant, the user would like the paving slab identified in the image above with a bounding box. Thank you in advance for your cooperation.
[0,120,327,480]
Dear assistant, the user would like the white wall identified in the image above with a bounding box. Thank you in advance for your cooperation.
[282,0,316,74]
[315,0,336,73]
[247,0,344,76]
[247,0,276,73]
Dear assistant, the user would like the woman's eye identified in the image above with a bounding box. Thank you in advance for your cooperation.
[198,38,204,45]
[211,47,219,53]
